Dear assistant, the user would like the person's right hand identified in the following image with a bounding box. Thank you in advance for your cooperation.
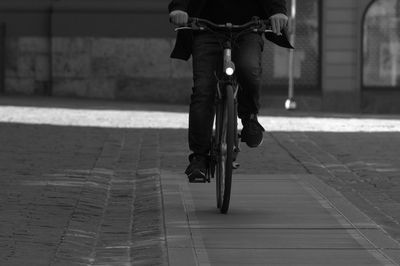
[169,10,189,26]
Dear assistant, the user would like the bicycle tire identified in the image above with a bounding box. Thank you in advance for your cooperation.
[216,84,234,214]
[215,101,222,209]
[215,97,223,209]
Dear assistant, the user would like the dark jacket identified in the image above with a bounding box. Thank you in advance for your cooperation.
[168,0,289,60]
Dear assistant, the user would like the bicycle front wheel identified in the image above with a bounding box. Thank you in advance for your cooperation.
[215,84,235,214]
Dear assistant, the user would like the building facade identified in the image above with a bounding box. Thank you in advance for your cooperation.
[0,0,399,113]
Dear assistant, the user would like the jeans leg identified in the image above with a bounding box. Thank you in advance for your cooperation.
[234,33,264,119]
[189,33,221,157]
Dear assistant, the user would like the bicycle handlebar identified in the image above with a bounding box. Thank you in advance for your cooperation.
[173,17,294,49]
[175,17,273,33]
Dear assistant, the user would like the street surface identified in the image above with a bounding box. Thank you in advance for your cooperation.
[0,96,399,265]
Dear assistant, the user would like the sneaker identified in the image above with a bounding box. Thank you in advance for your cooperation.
[241,114,265,148]
[185,155,208,182]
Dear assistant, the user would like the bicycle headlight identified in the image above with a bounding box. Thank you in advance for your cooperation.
[224,62,235,76]
[225,66,235,76]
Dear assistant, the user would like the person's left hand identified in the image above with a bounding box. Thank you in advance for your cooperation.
[269,13,289,35]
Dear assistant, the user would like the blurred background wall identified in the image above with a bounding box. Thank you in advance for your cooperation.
[0,0,186,103]
[0,0,399,113]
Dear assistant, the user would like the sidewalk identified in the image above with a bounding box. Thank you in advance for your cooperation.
[160,127,400,265]
[0,96,399,265]
[162,173,399,265]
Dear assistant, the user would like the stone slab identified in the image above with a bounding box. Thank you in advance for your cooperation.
[161,172,400,266]
[168,248,198,266]
[190,228,375,249]
[202,249,390,266]
[186,176,346,229]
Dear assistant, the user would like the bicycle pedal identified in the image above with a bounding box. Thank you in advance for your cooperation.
[232,162,240,169]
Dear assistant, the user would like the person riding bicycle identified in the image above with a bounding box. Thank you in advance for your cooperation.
[168,0,289,181]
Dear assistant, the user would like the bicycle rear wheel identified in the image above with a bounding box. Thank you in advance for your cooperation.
[215,84,235,214]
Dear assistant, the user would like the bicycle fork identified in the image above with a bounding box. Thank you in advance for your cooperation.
[216,85,240,170]
[222,42,241,170]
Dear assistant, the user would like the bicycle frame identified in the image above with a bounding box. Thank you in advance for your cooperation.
[217,40,240,168]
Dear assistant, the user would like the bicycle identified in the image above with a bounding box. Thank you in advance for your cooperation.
[175,17,289,214]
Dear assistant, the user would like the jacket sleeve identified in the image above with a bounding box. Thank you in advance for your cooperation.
[262,0,287,16]
[168,0,190,13]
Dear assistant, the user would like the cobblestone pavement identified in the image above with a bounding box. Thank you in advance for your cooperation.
[0,122,167,265]
[0,96,400,265]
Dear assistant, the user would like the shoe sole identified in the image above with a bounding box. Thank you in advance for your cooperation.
[242,137,264,148]
[187,170,207,183]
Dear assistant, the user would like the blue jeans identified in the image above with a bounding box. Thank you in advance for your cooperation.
[189,32,264,158]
